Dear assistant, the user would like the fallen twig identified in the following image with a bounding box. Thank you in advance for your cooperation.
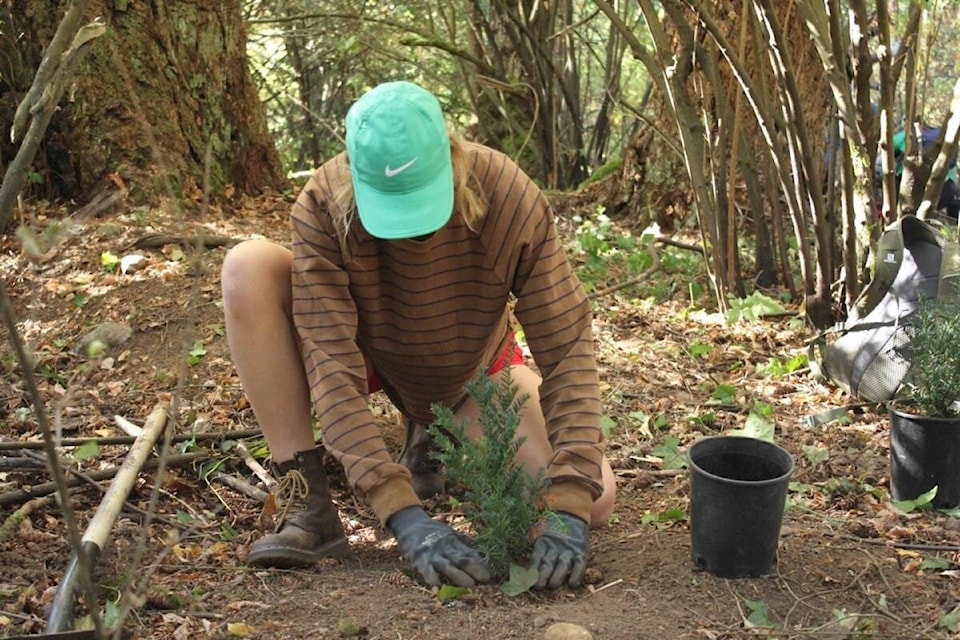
[827,529,960,553]
[586,578,623,596]
[47,401,169,631]
[0,457,45,469]
[210,471,269,502]
[126,234,240,250]
[657,236,704,254]
[0,265,98,630]
[124,427,266,509]
[0,452,207,507]
[114,414,145,437]
[0,428,262,451]
[0,495,55,543]
[236,441,275,490]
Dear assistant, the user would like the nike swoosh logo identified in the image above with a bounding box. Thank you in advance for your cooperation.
[384,157,418,177]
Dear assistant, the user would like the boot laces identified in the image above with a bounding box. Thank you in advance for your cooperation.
[273,469,309,532]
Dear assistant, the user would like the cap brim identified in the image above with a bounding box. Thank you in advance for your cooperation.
[355,167,454,240]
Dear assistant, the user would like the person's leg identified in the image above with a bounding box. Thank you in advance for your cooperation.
[222,239,349,566]
[221,239,315,462]
[455,365,616,528]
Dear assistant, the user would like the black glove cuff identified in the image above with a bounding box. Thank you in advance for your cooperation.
[387,505,430,537]
[555,511,588,528]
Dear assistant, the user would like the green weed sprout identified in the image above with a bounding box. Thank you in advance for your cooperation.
[428,367,543,578]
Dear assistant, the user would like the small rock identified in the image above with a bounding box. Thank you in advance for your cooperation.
[544,621,594,640]
[75,321,133,355]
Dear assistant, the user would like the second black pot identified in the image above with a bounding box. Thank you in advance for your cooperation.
[889,403,960,508]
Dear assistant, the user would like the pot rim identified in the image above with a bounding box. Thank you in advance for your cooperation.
[687,435,795,486]
[888,400,960,422]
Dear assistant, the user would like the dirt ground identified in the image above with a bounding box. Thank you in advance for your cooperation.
[2,191,960,640]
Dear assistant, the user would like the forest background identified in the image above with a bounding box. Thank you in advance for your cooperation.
[4,1,960,323]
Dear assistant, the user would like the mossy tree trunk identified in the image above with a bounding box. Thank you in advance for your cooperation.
[3,0,284,208]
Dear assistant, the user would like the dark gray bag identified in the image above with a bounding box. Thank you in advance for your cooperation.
[809,215,960,402]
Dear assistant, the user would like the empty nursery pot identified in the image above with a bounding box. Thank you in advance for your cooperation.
[889,404,960,508]
[687,436,795,579]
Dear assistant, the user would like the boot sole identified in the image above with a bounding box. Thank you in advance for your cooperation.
[246,537,352,568]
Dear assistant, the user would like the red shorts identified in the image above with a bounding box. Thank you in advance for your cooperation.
[366,332,524,394]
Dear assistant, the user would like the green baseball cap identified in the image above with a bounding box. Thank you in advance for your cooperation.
[345,81,454,239]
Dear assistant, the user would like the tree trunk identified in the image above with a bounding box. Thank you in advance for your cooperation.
[462,0,586,189]
[3,0,284,210]
[602,0,833,322]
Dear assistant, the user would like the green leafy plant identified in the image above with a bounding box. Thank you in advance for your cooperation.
[652,435,687,469]
[756,352,807,376]
[436,584,470,602]
[640,506,686,527]
[599,414,616,438]
[101,251,120,272]
[688,411,717,429]
[37,364,67,386]
[919,557,950,572]
[498,564,539,596]
[724,291,786,324]
[940,605,960,633]
[187,340,207,365]
[728,400,776,441]
[220,522,239,541]
[742,598,778,629]
[687,341,711,358]
[72,440,100,461]
[711,383,737,404]
[570,208,655,295]
[891,485,938,513]
[428,368,543,582]
[901,296,960,417]
[801,443,829,466]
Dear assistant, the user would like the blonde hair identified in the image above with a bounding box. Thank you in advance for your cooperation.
[330,134,488,247]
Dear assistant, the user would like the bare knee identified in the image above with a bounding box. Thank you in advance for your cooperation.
[221,240,291,317]
[589,457,617,528]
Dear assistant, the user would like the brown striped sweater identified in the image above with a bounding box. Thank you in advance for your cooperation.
[290,141,604,525]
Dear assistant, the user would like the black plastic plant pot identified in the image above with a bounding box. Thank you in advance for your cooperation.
[889,404,960,508]
[687,436,795,579]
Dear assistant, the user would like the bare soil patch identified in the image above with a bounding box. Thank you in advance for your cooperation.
[1,194,959,639]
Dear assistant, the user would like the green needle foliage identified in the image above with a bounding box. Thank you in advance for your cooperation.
[428,367,543,578]
[904,296,960,418]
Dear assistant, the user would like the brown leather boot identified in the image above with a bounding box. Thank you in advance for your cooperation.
[246,447,351,567]
[398,419,445,500]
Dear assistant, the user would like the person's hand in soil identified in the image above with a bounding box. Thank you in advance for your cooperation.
[388,506,491,587]
[529,511,589,589]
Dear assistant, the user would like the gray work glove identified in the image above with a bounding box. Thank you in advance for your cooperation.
[529,511,590,589]
[387,506,491,587]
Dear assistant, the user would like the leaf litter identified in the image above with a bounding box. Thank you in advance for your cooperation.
[1,194,959,638]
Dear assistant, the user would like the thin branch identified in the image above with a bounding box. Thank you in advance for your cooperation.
[0,14,106,232]
[0,452,208,507]
[0,429,262,451]
[0,279,101,634]
[0,495,55,543]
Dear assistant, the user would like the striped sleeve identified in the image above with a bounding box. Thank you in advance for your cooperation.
[290,160,420,525]
[482,152,605,521]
